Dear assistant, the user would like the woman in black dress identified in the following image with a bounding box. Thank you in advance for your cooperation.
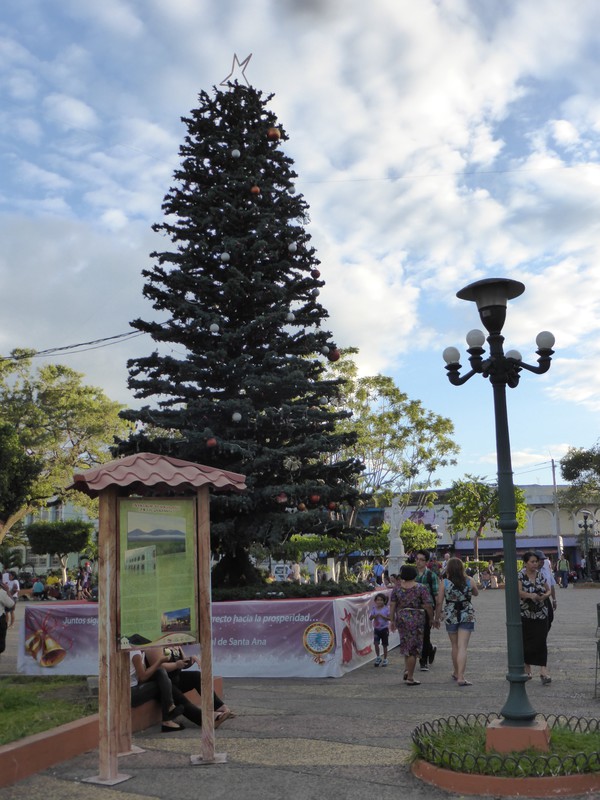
[518,551,552,684]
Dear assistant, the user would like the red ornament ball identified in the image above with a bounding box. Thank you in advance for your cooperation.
[276,492,288,504]
[250,185,261,195]
[309,494,321,504]
[328,502,337,511]
[327,348,341,362]
[206,437,218,448]
[267,127,281,141]
[311,269,321,279]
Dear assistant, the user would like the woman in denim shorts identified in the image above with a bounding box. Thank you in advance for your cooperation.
[435,557,478,686]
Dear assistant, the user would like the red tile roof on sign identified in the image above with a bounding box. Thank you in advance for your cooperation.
[71,452,247,497]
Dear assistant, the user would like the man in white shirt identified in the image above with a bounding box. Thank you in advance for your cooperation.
[535,550,557,630]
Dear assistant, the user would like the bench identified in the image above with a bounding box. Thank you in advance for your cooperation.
[131,677,223,732]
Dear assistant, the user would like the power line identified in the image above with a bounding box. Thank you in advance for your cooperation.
[0,326,165,363]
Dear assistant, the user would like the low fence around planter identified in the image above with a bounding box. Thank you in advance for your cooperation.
[412,713,600,778]
[19,591,391,678]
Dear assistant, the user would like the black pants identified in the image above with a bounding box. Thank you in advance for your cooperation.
[420,617,433,665]
[169,669,224,716]
[544,598,554,631]
[0,614,7,654]
[131,667,203,725]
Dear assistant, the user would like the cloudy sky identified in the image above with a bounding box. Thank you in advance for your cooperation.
[2,0,600,490]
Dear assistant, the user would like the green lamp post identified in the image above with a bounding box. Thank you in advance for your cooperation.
[443,278,555,723]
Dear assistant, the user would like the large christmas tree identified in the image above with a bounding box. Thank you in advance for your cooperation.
[118,82,364,585]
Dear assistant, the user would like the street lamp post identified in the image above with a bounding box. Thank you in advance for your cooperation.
[443,278,555,727]
[578,510,594,582]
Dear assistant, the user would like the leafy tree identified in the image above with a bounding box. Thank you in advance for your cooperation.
[0,351,132,543]
[446,475,527,561]
[326,349,459,518]
[0,422,42,536]
[116,82,363,587]
[26,519,95,584]
[284,526,389,581]
[400,519,438,556]
[559,444,600,511]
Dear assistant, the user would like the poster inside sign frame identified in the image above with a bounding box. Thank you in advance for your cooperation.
[118,496,198,649]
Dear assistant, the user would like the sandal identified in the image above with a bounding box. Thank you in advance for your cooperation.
[161,721,185,733]
[541,675,552,685]
[406,679,421,685]
[525,673,532,680]
[214,709,232,728]
[457,680,473,686]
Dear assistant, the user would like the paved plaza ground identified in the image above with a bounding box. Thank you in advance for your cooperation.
[1,585,599,799]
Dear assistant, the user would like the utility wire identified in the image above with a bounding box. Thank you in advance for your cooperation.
[0,325,166,362]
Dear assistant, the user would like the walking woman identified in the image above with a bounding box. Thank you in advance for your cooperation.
[435,557,478,686]
[518,551,552,684]
[389,564,433,686]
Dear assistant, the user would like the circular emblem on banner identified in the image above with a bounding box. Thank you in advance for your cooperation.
[303,622,335,656]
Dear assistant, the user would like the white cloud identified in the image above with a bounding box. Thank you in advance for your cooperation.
[2,0,600,481]
[42,93,99,131]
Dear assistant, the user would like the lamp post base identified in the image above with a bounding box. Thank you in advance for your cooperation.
[486,718,550,753]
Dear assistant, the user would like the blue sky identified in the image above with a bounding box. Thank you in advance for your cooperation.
[2,0,600,490]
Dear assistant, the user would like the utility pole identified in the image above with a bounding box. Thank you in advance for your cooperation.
[551,459,563,559]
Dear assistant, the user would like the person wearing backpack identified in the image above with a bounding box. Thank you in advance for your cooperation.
[414,550,439,672]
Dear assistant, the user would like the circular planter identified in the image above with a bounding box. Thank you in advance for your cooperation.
[412,713,600,797]
[413,758,600,797]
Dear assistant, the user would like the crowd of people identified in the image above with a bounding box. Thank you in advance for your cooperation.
[0,563,96,604]
[368,548,560,687]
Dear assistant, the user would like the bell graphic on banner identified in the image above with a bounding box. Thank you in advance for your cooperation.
[39,635,67,667]
[25,630,44,659]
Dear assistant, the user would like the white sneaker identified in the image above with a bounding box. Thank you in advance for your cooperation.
[381,658,388,667]
[374,656,382,667]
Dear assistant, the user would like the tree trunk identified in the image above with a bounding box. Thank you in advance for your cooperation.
[0,506,32,546]
[59,554,69,585]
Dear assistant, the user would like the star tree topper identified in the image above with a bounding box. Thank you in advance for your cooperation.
[220,53,252,87]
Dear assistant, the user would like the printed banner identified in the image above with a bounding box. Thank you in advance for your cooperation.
[18,591,395,677]
[118,497,198,649]
[210,598,339,677]
[20,602,99,676]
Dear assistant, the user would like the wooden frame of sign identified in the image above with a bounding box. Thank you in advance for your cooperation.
[71,453,246,784]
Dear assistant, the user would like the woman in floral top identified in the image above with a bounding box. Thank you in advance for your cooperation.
[389,564,433,685]
[518,551,552,684]
[435,557,479,686]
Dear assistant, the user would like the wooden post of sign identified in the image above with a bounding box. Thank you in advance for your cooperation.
[83,485,131,785]
[190,485,226,765]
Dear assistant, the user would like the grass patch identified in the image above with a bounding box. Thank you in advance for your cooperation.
[413,717,600,777]
[0,676,98,745]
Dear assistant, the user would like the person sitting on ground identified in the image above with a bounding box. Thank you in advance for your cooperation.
[144,646,234,728]
[480,569,491,589]
[32,578,45,600]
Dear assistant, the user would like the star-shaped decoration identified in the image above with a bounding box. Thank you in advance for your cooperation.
[220,53,253,87]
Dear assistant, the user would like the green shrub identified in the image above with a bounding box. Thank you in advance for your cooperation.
[212,579,373,602]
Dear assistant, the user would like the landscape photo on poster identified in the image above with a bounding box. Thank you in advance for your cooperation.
[119,498,197,648]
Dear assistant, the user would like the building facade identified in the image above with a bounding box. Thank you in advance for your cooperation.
[387,484,600,572]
